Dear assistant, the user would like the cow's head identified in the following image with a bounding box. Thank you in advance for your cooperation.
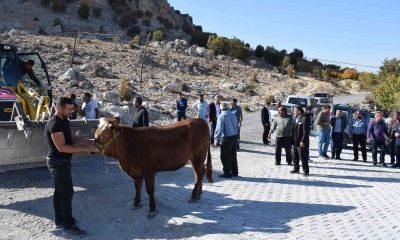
[94,117,121,149]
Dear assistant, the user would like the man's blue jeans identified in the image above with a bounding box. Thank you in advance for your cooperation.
[317,130,331,156]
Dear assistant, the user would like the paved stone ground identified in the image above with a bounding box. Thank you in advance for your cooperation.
[1,112,400,239]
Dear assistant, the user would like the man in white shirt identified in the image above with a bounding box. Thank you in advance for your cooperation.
[192,94,209,122]
[81,93,99,119]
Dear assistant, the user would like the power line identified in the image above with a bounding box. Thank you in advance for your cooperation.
[303,57,380,69]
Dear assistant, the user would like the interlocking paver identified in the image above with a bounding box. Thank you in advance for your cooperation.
[1,112,400,239]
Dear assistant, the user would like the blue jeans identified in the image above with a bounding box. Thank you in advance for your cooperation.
[317,130,331,156]
[372,140,386,163]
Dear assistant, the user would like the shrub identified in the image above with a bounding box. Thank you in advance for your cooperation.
[230,38,251,61]
[119,79,133,102]
[373,75,400,110]
[41,0,50,7]
[296,59,313,72]
[265,95,275,104]
[243,105,252,112]
[254,45,264,58]
[264,46,284,67]
[322,69,331,82]
[78,3,90,20]
[92,6,102,18]
[190,31,213,48]
[127,25,141,37]
[282,55,291,68]
[311,68,322,79]
[379,58,400,77]
[289,48,303,66]
[358,72,379,90]
[142,19,151,27]
[182,22,193,34]
[128,35,141,48]
[52,1,67,13]
[53,17,62,26]
[152,29,165,41]
[287,64,296,78]
[133,10,144,18]
[144,10,153,18]
[118,12,132,28]
[340,68,358,79]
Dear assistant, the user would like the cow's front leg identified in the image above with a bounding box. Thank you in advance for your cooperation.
[132,176,143,209]
[145,173,157,218]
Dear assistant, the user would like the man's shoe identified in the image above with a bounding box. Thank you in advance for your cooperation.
[335,157,342,160]
[352,159,358,161]
[373,161,377,166]
[303,172,310,176]
[290,170,300,174]
[63,225,87,237]
[382,163,387,167]
[323,154,330,159]
[363,159,367,162]
[275,162,281,166]
[287,162,292,166]
[391,164,400,168]
[218,174,232,178]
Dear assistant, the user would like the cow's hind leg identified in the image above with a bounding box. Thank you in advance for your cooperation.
[189,157,206,203]
[132,176,143,209]
[144,173,157,218]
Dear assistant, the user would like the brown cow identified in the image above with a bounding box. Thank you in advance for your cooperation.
[94,118,213,218]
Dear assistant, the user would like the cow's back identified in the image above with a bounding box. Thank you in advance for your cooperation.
[117,118,210,176]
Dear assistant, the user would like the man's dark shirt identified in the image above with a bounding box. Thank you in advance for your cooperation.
[209,102,217,122]
[45,115,73,160]
[176,98,187,113]
[19,60,41,86]
[69,102,79,120]
[261,107,270,126]
[132,106,149,128]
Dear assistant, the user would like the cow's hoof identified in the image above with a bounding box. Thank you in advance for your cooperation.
[132,204,143,210]
[147,211,157,219]
[188,198,197,203]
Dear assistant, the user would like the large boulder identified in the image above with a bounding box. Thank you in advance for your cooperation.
[220,82,237,90]
[58,68,86,82]
[237,83,249,93]
[94,65,118,79]
[79,80,94,89]
[103,91,119,103]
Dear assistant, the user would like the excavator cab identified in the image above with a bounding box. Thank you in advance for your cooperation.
[0,43,98,171]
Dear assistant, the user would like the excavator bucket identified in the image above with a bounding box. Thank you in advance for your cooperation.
[0,43,99,171]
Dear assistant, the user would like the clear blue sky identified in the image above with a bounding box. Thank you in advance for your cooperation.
[169,0,400,72]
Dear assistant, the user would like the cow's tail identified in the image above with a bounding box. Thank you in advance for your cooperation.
[206,144,213,183]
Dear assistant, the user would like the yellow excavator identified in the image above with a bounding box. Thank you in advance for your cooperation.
[0,43,98,171]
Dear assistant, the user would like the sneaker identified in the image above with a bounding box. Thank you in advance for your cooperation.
[290,170,300,174]
[63,225,87,237]
[323,154,330,159]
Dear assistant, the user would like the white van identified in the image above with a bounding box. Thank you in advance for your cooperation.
[313,92,333,105]
[285,95,318,109]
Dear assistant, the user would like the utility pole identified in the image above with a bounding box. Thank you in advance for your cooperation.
[139,32,151,90]
[70,29,79,68]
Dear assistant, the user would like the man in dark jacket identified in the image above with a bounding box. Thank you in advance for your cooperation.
[330,110,348,159]
[261,100,271,145]
[209,95,221,145]
[176,92,187,122]
[368,111,389,166]
[291,105,311,175]
[132,96,149,128]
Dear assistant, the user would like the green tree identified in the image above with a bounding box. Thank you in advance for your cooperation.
[282,55,291,68]
[289,48,303,65]
[127,25,141,37]
[254,45,264,58]
[230,38,251,61]
[373,75,400,110]
[207,35,230,55]
[358,72,379,90]
[190,31,214,48]
[78,3,90,20]
[379,58,400,77]
[264,46,281,67]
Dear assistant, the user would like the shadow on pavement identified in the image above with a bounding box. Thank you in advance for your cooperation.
[0,157,356,239]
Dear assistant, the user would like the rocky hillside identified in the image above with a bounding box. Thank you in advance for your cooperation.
[0,0,192,40]
[0,31,366,125]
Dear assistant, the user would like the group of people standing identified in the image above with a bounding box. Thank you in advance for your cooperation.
[176,92,243,178]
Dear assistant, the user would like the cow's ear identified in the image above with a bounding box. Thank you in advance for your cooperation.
[111,117,120,126]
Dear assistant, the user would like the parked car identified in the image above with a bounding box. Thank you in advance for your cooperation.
[313,92,333,105]
[268,103,296,123]
[286,95,318,109]
[331,104,372,148]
